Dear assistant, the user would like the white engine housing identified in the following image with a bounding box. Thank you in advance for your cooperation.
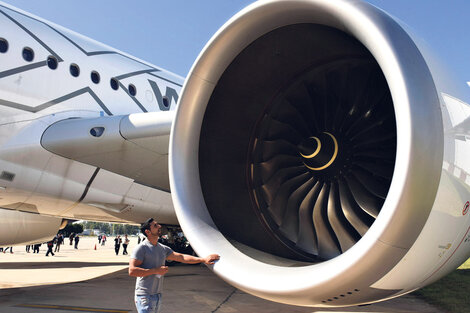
[170,0,470,307]
[0,208,66,245]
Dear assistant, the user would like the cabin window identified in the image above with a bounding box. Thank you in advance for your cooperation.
[47,55,58,70]
[0,38,8,53]
[110,78,119,90]
[70,64,80,77]
[162,96,170,108]
[22,47,34,62]
[129,84,137,96]
[91,71,100,84]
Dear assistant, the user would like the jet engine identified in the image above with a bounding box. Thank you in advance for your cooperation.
[0,209,67,245]
[170,0,470,307]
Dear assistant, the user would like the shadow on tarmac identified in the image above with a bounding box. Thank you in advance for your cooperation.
[0,262,129,269]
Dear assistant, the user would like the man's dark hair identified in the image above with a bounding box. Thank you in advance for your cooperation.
[140,218,154,237]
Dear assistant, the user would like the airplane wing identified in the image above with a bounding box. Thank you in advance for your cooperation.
[41,111,174,192]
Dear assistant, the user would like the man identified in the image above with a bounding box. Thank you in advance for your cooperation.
[45,239,55,256]
[33,243,41,253]
[114,235,122,255]
[129,218,219,313]
[2,246,13,253]
[122,234,130,255]
[55,233,64,252]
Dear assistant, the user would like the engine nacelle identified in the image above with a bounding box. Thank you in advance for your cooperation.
[0,208,66,245]
[170,0,470,307]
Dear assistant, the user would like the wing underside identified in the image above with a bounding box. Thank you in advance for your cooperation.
[41,111,174,192]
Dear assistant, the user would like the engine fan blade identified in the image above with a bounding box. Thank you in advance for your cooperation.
[337,178,374,236]
[303,80,328,131]
[258,155,302,182]
[267,172,312,225]
[258,139,299,161]
[271,100,313,137]
[350,166,390,199]
[344,175,382,218]
[353,132,396,149]
[259,118,303,144]
[260,166,307,205]
[327,182,360,252]
[296,179,322,255]
[353,149,395,160]
[313,183,341,259]
[354,160,394,179]
[279,177,316,242]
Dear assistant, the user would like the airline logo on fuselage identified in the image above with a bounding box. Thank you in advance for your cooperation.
[148,80,179,111]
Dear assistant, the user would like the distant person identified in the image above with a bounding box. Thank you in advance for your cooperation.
[74,235,80,249]
[3,247,13,254]
[26,245,31,253]
[52,234,58,249]
[129,218,219,313]
[101,234,107,246]
[33,243,41,253]
[55,234,64,252]
[98,234,102,244]
[69,233,75,245]
[123,235,130,255]
[46,240,55,256]
[114,235,122,255]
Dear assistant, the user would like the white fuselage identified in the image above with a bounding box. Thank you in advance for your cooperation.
[0,2,182,234]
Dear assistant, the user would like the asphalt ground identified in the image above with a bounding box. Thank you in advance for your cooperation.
[0,237,444,313]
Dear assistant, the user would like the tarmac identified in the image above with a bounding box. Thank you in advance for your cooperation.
[0,236,444,313]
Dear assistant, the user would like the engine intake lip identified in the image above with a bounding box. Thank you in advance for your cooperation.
[170,0,443,306]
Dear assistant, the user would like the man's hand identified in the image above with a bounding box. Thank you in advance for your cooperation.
[203,254,220,265]
[154,266,169,275]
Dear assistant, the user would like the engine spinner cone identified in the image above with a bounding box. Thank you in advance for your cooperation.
[300,132,338,171]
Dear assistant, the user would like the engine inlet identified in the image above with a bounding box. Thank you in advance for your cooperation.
[250,57,396,260]
[199,24,397,263]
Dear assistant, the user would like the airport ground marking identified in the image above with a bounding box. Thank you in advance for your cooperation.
[15,303,130,313]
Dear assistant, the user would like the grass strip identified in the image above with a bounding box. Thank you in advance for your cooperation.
[412,258,470,313]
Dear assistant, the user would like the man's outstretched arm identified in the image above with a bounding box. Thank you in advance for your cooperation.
[167,252,220,265]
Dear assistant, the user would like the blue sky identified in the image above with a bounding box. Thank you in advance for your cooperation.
[3,0,470,83]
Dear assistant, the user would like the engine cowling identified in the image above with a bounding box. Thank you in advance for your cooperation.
[170,0,470,307]
[0,209,67,245]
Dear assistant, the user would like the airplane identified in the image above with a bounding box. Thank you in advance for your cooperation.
[1,0,470,308]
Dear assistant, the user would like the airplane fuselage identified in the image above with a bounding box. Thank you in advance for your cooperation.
[0,2,182,245]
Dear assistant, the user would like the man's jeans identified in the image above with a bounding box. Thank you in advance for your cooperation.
[135,294,161,313]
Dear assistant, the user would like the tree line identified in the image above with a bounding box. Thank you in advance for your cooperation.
[61,221,140,236]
